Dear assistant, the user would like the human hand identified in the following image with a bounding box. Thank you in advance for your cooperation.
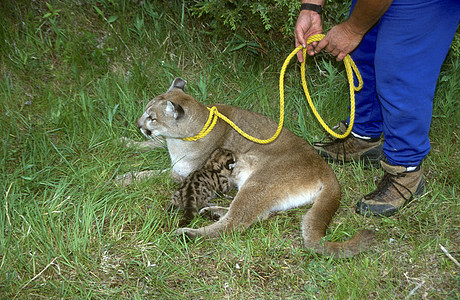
[294,10,323,62]
[314,21,365,61]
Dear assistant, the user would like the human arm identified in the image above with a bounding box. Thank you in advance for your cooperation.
[315,0,393,61]
[294,0,326,62]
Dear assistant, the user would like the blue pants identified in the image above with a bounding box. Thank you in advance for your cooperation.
[349,0,460,167]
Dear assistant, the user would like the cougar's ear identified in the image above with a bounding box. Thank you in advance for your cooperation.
[168,77,187,92]
[165,101,184,120]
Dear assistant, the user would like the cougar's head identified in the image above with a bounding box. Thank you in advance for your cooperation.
[137,78,204,139]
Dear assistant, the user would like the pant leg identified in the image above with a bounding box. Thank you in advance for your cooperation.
[347,0,383,139]
[374,0,460,167]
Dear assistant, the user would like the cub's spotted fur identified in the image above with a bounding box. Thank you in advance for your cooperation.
[170,148,236,226]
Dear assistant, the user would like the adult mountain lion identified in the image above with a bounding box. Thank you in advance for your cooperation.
[120,77,374,258]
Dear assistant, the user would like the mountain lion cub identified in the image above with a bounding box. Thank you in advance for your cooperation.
[120,77,374,258]
[169,147,236,227]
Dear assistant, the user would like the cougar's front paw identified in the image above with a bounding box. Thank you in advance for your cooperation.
[114,170,161,186]
[114,171,138,186]
[119,137,136,147]
[120,136,167,149]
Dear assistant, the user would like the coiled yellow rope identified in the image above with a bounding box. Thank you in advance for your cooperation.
[183,34,362,143]
[301,34,363,139]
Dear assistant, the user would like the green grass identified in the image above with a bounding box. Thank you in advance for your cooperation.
[1,0,459,298]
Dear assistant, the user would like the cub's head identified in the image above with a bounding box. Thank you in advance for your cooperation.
[137,78,205,139]
[205,148,236,174]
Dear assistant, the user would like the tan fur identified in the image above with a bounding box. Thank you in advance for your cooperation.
[122,78,374,258]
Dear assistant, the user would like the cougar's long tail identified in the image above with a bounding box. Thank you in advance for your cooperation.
[301,184,375,258]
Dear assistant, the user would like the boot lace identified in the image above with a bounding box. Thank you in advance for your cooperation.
[365,172,413,202]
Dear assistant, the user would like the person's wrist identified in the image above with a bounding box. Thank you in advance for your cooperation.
[343,19,367,37]
[300,0,324,4]
[300,3,323,14]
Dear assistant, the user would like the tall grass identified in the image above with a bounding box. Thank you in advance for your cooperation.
[1,0,458,298]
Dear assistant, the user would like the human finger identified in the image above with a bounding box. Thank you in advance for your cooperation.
[294,26,307,62]
[336,52,346,62]
[307,41,318,56]
[295,39,305,63]
[314,38,328,54]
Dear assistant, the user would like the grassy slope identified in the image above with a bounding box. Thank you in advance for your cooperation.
[0,1,458,298]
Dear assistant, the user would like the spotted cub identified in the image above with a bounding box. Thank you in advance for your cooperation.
[169,148,236,226]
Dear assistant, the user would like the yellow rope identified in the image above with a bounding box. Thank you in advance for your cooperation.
[183,34,362,143]
[302,34,363,139]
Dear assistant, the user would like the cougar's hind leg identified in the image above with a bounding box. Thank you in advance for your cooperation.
[175,182,273,238]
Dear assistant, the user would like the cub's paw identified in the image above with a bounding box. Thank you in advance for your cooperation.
[175,227,199,239]
[199,206,228,221]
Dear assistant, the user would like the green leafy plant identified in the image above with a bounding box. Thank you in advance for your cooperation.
[189,0,299,53]
[189,0,351,53]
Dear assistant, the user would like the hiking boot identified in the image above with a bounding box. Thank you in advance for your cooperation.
[313,125,383,168]
[356,160,425,217]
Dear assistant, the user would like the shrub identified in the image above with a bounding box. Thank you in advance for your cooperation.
[188,0,351,53]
